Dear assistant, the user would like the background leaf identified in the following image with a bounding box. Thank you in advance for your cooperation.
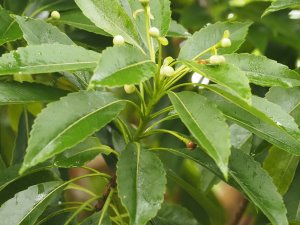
[263,0,300,16]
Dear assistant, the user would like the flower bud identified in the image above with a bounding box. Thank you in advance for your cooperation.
[209,55,226,65]
[124,84,136,94]
[149,27,160,37]
[158,37,169,46]
[113,35,125,46]
[223,30,230,38]
[186,141,197,150]
[51,11,60,20]
[163,56,174,66]
[221,38,231,48]
[160,66,175,77]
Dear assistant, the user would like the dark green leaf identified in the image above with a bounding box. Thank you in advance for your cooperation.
[0,7,22,46]
[54,137,113,168]
[182,61,251,103]
[155,148,289,225]
[224,53,300,87]
[15,16,74,45]
[0,82,67,105]
[116,143,166,225]
[74,0,141,49]
[167,20,191,38]
[263,0,300,16]
[20,91,126,173]
[0,44,100,76]
[80,212,112,225]
[0,181,62,225]
[178,21,252,60]
[169,91,231,177]
[90,45,157,87]
[152,203,199,225]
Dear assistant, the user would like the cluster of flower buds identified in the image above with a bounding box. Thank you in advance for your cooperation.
[208,30,231,65]
[160,56,175,77]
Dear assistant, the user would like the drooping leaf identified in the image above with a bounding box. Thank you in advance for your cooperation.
[151,203,199,225]
[167,20,191,38]
[178,21,252,60]
[116,143,166,225]
[263,0,300,16]
[0,181,63,225]
[58,10,109,36]
[15,16,74,45]
[0,44,100,76]
[90,45,157,87]
[0,82,67,105]
[182,61,251,103]
[54,137,113,168]
[20,91,126,173]
[0,7,22,46]
[168,91,231,177]
[224,53,300,87]
[154,147,289,225]
[74,0,141,49]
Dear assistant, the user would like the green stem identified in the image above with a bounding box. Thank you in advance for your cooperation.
[150,105,174,120]
[144,6,155,61]
[145,114,178,132]
[98,188,114,225]
[141,129,190,144]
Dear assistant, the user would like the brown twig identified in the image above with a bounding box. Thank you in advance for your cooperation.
[231,198,249,225]
[95,174,116,211]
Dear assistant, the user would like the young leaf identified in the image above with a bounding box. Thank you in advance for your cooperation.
[90,45,157,87]
[0,181,63,225]
[58,10,109,36]
[167,20,191,38]
[224,53,300,87]
[20,91,126,173]
[178,21,252,60]
[15,16,74,45]
[152,203,199,225]
[54,137,113,168]
[182,61,251,103]
[263,0,300,17]
[0,44,100,76]
[155,147,289,225]
[0,7,22,46]
[0,81,67,105]
[116,143,166,225]
[74,0,141,48]
[168,91,231,178]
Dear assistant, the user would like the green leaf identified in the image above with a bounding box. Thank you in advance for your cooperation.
[204,90,300,155]
[0,7,22,46]
[182,61,251,103]
[178,21,252,60]
[224,53,300,87]
[20,91,126,173]
[263,146,299,195]
[155,148,289,225]
[0,181,63,225]
[74,0,141,48]
[57,10,109,36]
[54,137,113,168]
[81,212,112,225]
[0,81,67,105]
[15,16,74,45]
[168,91,231,178]
[0,44,100,76]
[263,0,300,16]
[167,20,191,38]
[116,143,166,225]
[152,203,199,225]
[90,45,156,87]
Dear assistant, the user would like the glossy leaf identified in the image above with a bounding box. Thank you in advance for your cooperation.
[15,16,74,45]
[54,137,113,168]
[263,0,300,16]
[0,181,62,225]
[182,61,251,103]
[155,147,288,225]
[0,44,100,76]
[167,20,191,38]
[116,143,166,225]
[224,53,300,87]
[0,82,67,105]
[0,7,22,46]
[263,146,299,195]
[178,21,252,60]
[58,10,109,36]
[152,203,199,225]
[169,91,231,177]
[90,45,157,87]
[74,0,141,48]
[20,91,126,173]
